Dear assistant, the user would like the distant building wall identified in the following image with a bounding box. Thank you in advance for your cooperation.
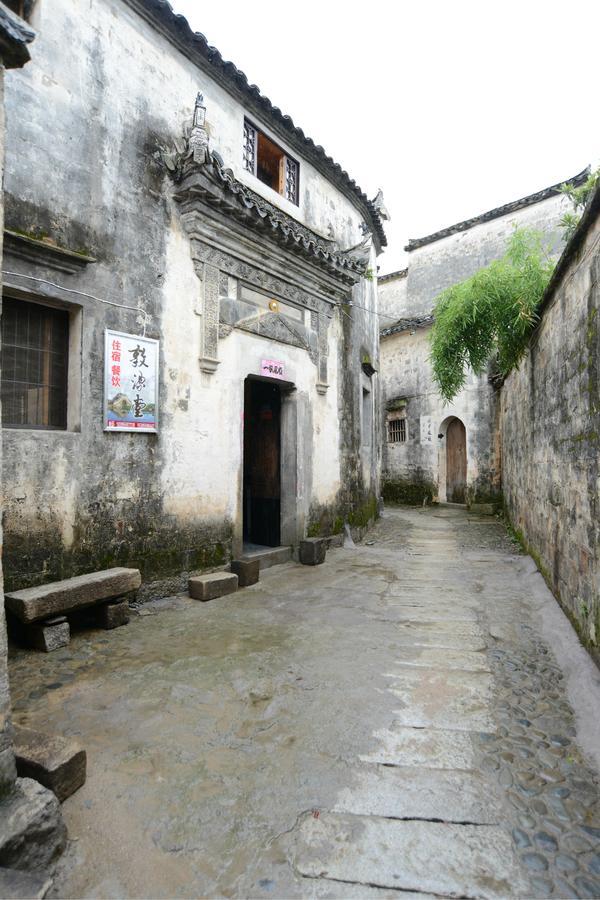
[379,186,573,505]
[501,190,600,666]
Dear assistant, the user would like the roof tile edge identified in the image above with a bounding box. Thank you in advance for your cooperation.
[120,0,386,249]
[404,168,590,253]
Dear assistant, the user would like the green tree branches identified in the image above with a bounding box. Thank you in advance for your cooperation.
[430,228,555,402]
[558,168,600,241]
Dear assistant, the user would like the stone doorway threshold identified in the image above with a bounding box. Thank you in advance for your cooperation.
[240,543,292,570]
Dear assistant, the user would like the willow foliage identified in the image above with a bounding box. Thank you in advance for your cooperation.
[429,228,555,402]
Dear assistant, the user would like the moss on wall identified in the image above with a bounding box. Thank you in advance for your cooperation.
[504,512,600,669]
[4,517,233,597]
[382,477,436,505]
[306,494,378,538]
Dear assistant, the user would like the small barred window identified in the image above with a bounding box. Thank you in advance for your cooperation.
[388,417,406,443]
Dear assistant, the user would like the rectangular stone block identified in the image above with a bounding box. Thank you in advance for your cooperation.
[299,537,327,566]
[13,728,86,803]
[95,599,130,630]
[27,617,70,653]
[5,568,142,624]
[230,559,260,587]
[188,572,238,602]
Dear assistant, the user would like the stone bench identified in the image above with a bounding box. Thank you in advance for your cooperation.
[5,567,140,651]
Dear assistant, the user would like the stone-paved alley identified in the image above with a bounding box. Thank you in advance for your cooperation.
[8,507,600,899]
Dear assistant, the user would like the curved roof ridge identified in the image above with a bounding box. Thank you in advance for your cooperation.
[122,0,386,248]
[404,168,590,253]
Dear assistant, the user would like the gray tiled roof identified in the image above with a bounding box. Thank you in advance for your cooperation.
[122,0,387,248]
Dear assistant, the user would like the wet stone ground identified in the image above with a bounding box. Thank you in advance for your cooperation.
[8,506,600,899]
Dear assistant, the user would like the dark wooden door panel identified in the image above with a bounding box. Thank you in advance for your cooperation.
[447,418,466,503]
[243,379,281,546]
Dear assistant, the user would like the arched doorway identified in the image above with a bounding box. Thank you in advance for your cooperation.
[446,418,467,503]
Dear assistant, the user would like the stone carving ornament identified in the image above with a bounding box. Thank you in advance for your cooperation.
[170,93,363,388]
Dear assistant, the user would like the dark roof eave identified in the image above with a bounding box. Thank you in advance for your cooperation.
[174,156,366,286]
[0,5,35,68]
[379,267,408,284]
[120,0,386,249]
[380,313,434,337]
[535,182,600,323]
[404,168,590,253]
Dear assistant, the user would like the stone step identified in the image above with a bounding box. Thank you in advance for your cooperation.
[13,727,86,802]
[230,558,260,587]
[240,545,292,570]
[5,568,141,624]
[288,812,529,898]
[0,867,52,899]
[188,572,238,602]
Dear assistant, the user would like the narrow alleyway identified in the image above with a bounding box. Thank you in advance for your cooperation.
[8,507,600,899]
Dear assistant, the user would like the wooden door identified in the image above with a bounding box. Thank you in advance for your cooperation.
[243,379,281,546]
[446,418,466,503]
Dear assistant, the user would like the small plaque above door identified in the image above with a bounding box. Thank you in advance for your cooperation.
[261,358,286,380]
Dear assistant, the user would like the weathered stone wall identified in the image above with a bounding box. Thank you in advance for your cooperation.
[0,63,16,800]
[2,0,381,595]
[405,195,568,317]
[378,271,407,324]
[379,190,571,505]
[380,326,500,504]
[501,193,600,666]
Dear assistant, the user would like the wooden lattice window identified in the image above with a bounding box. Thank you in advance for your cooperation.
[242,119,299,205]
[387,416,406,443]
[1,297,69,429]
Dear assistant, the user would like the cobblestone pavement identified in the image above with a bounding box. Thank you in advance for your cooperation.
[8,506,600,899]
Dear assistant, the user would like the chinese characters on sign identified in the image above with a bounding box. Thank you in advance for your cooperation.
[261,358,286,380]
[104,330,159,433]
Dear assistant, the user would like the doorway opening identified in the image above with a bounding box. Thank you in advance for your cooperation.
[445,417,467,503]
[243,377,281,548]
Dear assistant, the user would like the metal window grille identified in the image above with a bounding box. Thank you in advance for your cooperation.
[285,156,299,204]
[388,417,406,443]
[243,120,257,174]
[1,297,69,429]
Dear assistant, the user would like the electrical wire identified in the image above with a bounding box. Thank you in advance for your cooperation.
[2,270,154,336]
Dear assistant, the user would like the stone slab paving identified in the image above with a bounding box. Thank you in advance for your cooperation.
[333,765,503,823]
[360,724,479,769]
[6,506,600,899]
[288,812,529,898]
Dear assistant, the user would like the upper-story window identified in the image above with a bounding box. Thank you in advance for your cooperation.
[243,119,299,205]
